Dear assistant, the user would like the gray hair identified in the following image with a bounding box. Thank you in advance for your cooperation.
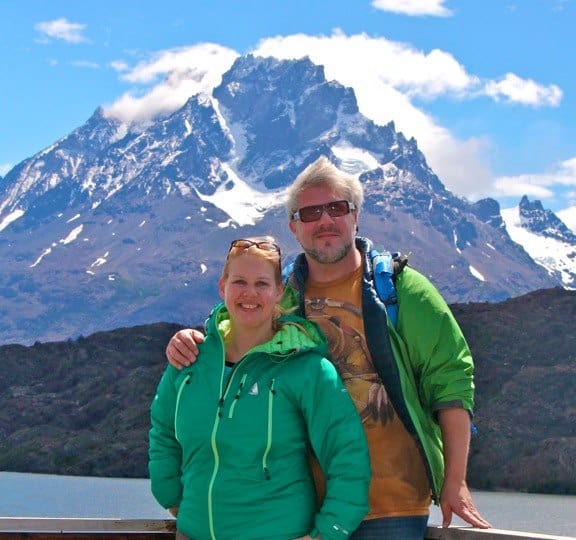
[285,156,364,220]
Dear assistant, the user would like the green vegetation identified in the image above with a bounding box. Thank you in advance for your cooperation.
[0,288,575,495]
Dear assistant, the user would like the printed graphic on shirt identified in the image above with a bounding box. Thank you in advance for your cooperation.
[305,296,395,426]
[304,267,431,517]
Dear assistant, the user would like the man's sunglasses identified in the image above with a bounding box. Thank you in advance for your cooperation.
[228,239,281,255]
[291,200,357,223]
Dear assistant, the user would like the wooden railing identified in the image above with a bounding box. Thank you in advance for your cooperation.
[0,518,573,540]
[425,525,574,540]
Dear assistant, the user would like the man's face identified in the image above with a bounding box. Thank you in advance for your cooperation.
[289,185,358,265]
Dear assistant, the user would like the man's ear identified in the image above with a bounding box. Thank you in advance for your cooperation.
[218,277,226,300]
[289,219,296,235]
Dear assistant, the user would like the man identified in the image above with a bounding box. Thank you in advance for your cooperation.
[166,156,492,539]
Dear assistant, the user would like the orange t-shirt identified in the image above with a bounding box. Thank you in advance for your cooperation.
[305,266,431,518]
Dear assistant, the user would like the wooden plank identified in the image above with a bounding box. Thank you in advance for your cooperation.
[425,526,576,540]
[0,519,574,539]
[0,535,174,539]
[0,518,175,534]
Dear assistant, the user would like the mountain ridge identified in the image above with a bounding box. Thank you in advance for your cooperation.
[0,54,572,345]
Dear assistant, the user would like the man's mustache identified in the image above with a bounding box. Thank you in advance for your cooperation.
[313,226,341,236]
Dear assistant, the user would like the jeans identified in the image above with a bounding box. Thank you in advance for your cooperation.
[350,515,429,540]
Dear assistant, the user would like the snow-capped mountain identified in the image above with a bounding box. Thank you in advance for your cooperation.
[0,55,562,345]
[502,196,576,289]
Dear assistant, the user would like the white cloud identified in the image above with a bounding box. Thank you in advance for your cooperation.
[492,178,555,199]
[251,32,493,195]
[0,164,12,177]
[71,60,99,69]
[484,73,562,107]
[102,31,561,201]
[371,0,453,17]
[557,206,576,232]
[35,18,88,44]
[105,43,238,123]
[493,157,576,200]
[109,60,129,72]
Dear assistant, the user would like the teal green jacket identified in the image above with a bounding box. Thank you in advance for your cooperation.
[286,236,476,504]
[149,304,370,540]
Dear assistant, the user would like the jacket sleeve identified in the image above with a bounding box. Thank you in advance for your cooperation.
[299,356,371,540]
[396,267,475,415]
[148,365,183,509]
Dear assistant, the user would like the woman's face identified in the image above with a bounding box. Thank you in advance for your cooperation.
[219,253,283,331]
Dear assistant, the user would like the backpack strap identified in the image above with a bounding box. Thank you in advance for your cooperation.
[282,261,294,285]
[284,249,408,327]
[369,249,408,328]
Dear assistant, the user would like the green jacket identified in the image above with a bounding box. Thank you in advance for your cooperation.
[285,236,476,504]
[149,304,370,540]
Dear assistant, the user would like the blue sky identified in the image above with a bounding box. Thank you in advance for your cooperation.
[1,0,575,228]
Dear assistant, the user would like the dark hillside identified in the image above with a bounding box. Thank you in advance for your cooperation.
[451,288,576,493]
[0,323,185,477]
[1,288,575,494]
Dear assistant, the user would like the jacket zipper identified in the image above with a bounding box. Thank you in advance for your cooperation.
[228,373,247,418]
[262,378,275,480]
[174,375,191,442]
[207,333,229,540]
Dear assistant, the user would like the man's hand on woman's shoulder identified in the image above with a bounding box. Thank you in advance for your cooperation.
[166,328,205,369]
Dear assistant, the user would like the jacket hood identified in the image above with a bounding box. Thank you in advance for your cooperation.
[206,302,328,360]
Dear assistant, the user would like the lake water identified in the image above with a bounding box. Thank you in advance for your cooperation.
[0,472,574,537]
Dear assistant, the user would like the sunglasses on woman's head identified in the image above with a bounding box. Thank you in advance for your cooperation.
[291,200,356,223]
[228,239,281,255]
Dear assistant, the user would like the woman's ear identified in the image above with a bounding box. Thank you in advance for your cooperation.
[218,277,226,300]
[275,283,284,303]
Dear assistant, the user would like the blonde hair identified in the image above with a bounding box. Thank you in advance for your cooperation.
[285,155,364,220]
[221,236,282,286]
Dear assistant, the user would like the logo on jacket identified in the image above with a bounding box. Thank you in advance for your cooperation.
[248,383,259,396]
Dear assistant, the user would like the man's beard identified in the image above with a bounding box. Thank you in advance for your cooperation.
[304,241,353,264]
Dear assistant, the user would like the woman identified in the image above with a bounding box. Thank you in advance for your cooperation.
[149,237,371,540]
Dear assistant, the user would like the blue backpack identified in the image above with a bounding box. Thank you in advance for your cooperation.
[283,249,408,328]
[369,249,408,328]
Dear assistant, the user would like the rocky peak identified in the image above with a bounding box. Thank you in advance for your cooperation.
[519,195,576,243]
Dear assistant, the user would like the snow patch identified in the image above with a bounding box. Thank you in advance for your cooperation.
[502,207,576,288]
[91,252,110,268]
[60,225,84,245]
[30,247,52,268]
[196,164,286,226]
[176,182,193,197]
[469,265,485,281]
[0,209,24,232]
[331,145,379,173]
